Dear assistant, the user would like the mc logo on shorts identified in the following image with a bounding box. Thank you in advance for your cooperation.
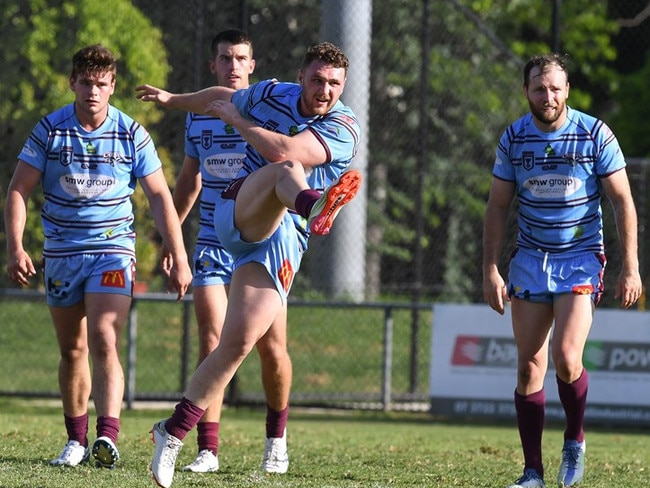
[277,259,294,294]
[572,284,594,295]
[101,269,126,288]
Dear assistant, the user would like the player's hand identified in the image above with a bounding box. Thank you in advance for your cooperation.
[167,257,192,301]
[160,244,173,278]
[205,100,242,126]
[614,267,642,309]
[483,269,509,315]
[7,249,37,286]
[135,84,173,106]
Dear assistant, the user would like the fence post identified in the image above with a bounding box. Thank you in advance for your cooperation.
[381,306,394,411]
[181,299,193,392]
[125,298,138,409]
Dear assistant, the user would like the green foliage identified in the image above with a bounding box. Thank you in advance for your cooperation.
[609,56,650,157]
[0,0,170,287]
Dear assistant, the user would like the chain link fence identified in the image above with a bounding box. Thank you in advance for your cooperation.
[1,0,649,403]
[0,290,433,410]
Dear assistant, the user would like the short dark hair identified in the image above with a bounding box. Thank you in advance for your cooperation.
[71,44,117,81]
[211,28,253,57]
[302,42,349,73]
[523,53,569,87]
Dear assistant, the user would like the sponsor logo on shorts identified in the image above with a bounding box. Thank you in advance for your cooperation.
[101,269,126,288]
[277,259,294,294]
[47,277,70,298]
[572,284,594,295]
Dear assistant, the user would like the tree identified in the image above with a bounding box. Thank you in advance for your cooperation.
[0,0,170,287]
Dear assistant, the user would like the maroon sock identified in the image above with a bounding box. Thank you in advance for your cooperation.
[557,369,588,443]
[294,190,321,219]
[165,397,205,441]
[64,413,89,447]
[265,404,289,438]
[96,415,120,444]
[514,389,545,478]
[196,421,219,456]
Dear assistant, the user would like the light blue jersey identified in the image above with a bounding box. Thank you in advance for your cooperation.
[184,112,245,251]
[493,107,626,254]
[215,79,360,299]
[18,103,161,259]
[231,79,360,239]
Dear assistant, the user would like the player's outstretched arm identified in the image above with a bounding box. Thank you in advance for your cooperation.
[136,84,235,114]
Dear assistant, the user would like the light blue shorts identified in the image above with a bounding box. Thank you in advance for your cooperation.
[508,247,606,304]
[43,253,136,307]
[214,195,306,302]
[192,245,233,287]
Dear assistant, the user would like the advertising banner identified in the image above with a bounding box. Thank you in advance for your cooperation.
[430,303,650,425]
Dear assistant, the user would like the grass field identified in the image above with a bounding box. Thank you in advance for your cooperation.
[0,397,648,488]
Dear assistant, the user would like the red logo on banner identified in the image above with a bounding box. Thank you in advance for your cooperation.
[451,336,481,365]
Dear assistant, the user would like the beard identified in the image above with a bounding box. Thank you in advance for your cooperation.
[529,99,565,126]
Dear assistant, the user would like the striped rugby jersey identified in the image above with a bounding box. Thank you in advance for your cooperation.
[231,79,360,190]
[230,79,360,236]
[184,112,245,249]
[18,103,162,258]
[493,107,626,253]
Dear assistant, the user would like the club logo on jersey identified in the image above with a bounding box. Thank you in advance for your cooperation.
[85,142,97,154]
[522,151,535,171]
[277,259,294,294]
[104,152,126,166]
[224,124,235,135]
[289,126,299,136]
[544,144,555,156]
[101,269,126,288]
[202,130,213,149]
[60,147,74,166]
[563,153,588,166]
